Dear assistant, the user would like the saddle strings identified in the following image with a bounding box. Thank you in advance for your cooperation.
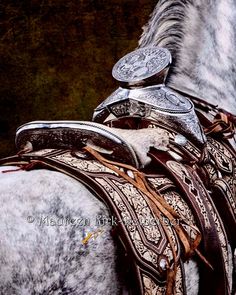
[83,145,212,294]
[204,111,236,139]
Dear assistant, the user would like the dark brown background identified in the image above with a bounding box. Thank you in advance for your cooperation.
[0,0,156,157]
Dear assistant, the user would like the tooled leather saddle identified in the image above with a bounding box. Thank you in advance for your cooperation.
[1,47,235,295]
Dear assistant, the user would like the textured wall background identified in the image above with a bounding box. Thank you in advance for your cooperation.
[0,0,155,157]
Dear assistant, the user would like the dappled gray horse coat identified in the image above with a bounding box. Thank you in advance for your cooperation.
[0,1,236,294]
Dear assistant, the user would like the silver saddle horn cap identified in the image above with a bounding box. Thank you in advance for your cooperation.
[112,46,172,88]
[94,46,173,116]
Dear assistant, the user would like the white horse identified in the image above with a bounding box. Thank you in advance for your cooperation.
[0,1,235,294]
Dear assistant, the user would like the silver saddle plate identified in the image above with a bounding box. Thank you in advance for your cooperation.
[16,121,139,168]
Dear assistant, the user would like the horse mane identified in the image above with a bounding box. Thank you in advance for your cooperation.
[139,0,236,113]
[139,0,190,67]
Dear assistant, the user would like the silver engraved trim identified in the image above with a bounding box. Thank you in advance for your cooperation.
[15,120,140,168]
[16,121,123,144]
[108,100,152,118]
[148,109,206,146]
[95,86,193,114]
[95,88,128,111]
[112,47,171,83]
[94,86,206,145]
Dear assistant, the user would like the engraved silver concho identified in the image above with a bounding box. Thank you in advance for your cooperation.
[112,47,171,87]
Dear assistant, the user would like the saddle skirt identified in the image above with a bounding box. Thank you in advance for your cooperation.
[1,105,235,294]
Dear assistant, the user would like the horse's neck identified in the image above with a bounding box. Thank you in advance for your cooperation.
[139,0,236,114]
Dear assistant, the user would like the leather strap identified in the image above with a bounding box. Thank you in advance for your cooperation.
[148,148,230,295]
